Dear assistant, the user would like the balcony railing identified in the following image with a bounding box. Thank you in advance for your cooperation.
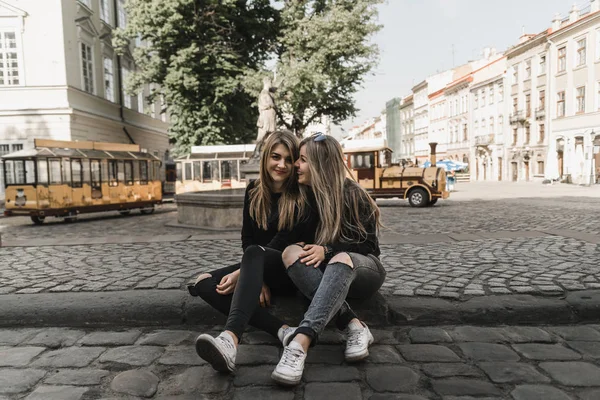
[509,111,524,124]
[475,134,495,146]
[535,107,545,120]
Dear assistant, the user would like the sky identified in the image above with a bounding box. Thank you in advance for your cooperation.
[337,0,584,136]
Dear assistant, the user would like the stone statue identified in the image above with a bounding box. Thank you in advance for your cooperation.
[256,76,277,143]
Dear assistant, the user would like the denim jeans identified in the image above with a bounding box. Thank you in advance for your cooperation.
[287,252,386,342]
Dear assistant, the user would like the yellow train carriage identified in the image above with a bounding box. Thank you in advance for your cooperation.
[2,139,162,224]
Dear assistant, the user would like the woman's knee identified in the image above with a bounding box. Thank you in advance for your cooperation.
[330,252,353,268]
[282,244,304,268]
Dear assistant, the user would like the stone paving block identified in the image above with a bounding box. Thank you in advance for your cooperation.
[233,365,278,387]
[369,395,429,400]
[158,346,206,365]
[500,327,553,343]
[305,345,345,365]
[540,361,600,386]
[512,344,581,360]
[409,327,453,343]
[366,345,403,363]
[25,329,85,348]
[0,368,47,394]
[232,387,295,400]
[78,330,142,346]
[0,346,46,367]
[420,363,483,378]
[550,327,600,341]
[304,383,362,400]
[371,329,402,345]
[0,329,40,345]
[32,347,106,368]
[236,345,280,365]
[431,378,502,397]
[304,365,361,382]
[397,344,461,362]
[111,369,159,398]
[136,330,192,346]
[478,362,551,383]
[242,331,280,345]
[24,385,88,400]
[579,388,600,400]
[566,341,600,358]
[459,343,520,362]
[366,366,420,392]
[98,345,164,366]
[161,366,230,394]
[44,369,110,386]
[511,384,573,400]
[449,327,506,342]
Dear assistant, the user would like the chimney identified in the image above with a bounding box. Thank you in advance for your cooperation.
[552,13,562,31]
[592,0,599,13]
[429,142,438,167]
[569,4,579,22]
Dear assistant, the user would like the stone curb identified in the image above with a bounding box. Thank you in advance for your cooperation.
[1,289,600,328]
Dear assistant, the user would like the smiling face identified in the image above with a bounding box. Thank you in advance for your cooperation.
[267,144,293,191]
[295,145,312,186]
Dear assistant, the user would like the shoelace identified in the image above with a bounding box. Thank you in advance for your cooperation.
[280,346,304,369]
[347,329,365,347]
[217,336,235,352]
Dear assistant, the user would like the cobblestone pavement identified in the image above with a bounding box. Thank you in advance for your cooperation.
[2,324,600,399]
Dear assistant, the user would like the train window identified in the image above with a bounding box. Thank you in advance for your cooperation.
[184,162,192,180]
[139,161,148,185]
[101,160,109,183]
[176,162,182,182]
[14,160,25,184]
[49,159,62,184]
[193,161,201,181]
[155,161,162,181]
[91,160,101,188]
[351,153,374,170]
[37,159,48,185]
[230,160,239,181]
[82,158,90,184]
[117,160,125,183]
[108,160,118,186]
[62,158,71,185]
[71,159,83,188]
[133,161,140,183]
[124,161,134,186]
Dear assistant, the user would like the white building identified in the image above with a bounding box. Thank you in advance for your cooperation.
[0,0,170,201]
[399,95,414,163]
[412,80,429,165]
[545,2,600,184]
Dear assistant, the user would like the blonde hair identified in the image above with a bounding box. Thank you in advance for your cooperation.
[249,130,302,231]
[299,135,381,245]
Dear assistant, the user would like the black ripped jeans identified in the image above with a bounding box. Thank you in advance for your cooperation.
[194,245,296,340]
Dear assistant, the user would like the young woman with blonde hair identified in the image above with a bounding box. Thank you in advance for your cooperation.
[272,133,386,386]
[189,130,316,373]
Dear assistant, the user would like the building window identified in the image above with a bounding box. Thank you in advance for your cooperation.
[512,64,519,84]
[539,124,545,143]
[118,0,127,28]
[576,38,586,67]
[537,161,545,175]
[489,117,494,134]
[557,91,565,117]
[474,93,478,109]
[12,144,22,152]
[463,124,467,141]
[525,59,531,79]
[474,121,478,135]
[499,115,504,131]
[489,86,494,105]
[512,128,518,145]
[597,81,600,110]
[557,46,566,73]
[513,97,518,113]
[539,55,546,75]
[100,0,111,24]
[0,31,21,86]
[80,42,94,94]
[122,67,131,108]
[103,57,114,102]
[539,90,545,110]
[481,89,486,105]
[525,94,531,117]
[525,126,530,144]
[576,86,585,113]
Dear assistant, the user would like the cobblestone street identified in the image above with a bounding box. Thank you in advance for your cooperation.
[3,324,600,399]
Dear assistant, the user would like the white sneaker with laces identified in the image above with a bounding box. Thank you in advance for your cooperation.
[277,326,297,346]
[271,340,306,386]
[195,332,237,372]
[344,321,374,362]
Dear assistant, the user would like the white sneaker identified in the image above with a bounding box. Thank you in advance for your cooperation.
[344,321,374,362]
[271,341,306,386]
[277,326,297,346]
[195,332,236,372]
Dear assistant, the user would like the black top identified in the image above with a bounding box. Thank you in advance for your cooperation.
[241,180,318,252]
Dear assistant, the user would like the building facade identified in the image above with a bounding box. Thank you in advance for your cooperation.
[399,95,414,163]
[385,97,401,163]
[0,0,170,201]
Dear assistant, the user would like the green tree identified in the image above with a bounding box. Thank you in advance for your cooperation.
[273,0,383,136]
[114,0,279,154]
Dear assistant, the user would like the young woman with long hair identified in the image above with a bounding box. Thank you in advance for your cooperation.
[189,130,316,373]
[271,133,386,386]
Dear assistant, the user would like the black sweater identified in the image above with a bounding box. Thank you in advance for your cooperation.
[241,181,318,252]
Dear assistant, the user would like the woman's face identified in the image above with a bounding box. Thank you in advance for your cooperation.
[267,144,293,190]
[295,145,312,186]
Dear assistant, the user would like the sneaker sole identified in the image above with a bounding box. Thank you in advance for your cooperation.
[271,369,302,386]
[195,335,235,373]
[345,331,375,363]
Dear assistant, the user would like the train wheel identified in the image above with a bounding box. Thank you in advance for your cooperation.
[31,216,45,225]
[408,188,429,208]
[428,198,438,206]
[119,210,131,216]
[140,206,155,215]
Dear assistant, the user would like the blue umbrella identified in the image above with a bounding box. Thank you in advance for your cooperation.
[422,160,467,171]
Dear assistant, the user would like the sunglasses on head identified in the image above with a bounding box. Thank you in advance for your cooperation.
[313,132,327,142]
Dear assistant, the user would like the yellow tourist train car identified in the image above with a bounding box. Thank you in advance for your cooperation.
[2,139,162,224]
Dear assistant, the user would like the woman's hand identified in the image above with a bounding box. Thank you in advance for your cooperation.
[259,283,271,307]
[299,244,326,268]
[216,270,240,295]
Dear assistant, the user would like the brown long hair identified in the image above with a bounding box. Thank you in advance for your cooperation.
[299,134,381,245]
[249,130,302,231]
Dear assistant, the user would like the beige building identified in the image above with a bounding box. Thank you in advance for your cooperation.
[0,0,170,201]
